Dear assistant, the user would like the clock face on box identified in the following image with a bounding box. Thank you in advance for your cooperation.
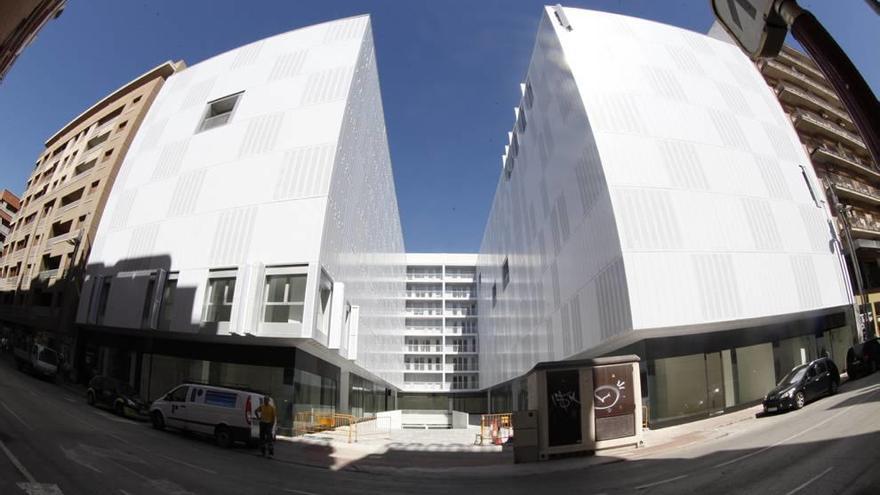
[592,365,634,419]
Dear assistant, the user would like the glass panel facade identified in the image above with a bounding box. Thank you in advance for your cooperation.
[349,373,387,418]
[773,335,815,381]
[650,353,708,422]
[734,343,775,403]
[158,279,177,331]
[263,274,306,323]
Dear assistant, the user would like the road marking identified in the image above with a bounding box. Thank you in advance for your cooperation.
[16,483,63,495]
[63,397,76,403]
[156,454,217,474]
[0,439,36,482]
[784,466,833,495]
[283,489,323,495]
[714,407,849,469]
[119,490,133,495]
[634,474,689,490]
[0,400,33,431]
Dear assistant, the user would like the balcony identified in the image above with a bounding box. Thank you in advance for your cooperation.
[445,326,477,335]
[812,146,880,180]
[450,381,479,391]
[37,269,59,281]
[447,364,479,372]
[404,325,443,335]
[406,291,442,299]
[404,363,444,372]
[0,278,17,290]
[405,307,443,317]
[761,59,839,103]
[445,291,475,299]
[793,110,866,152]
[444,272,475,282]
[445,308,476,317]
[405,345,443,354]
[48,228,81,246]
[777,83,851,125]
[848,211,880,239]
[445,345,478,354]
[400,382,449,392]
[778,48,827,83]
[828,174,880,207]
[406,272,442,281]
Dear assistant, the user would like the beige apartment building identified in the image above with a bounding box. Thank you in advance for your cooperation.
[0,0,66,83]
[0,189,21,245]
[757,45,880,338]
[0,61,183,366]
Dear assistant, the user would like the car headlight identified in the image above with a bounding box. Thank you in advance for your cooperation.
[782,388,795,399]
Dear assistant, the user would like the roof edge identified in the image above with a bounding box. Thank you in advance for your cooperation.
[44,59,185,147]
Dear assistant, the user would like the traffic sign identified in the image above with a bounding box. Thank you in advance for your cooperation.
[711,0,788,59]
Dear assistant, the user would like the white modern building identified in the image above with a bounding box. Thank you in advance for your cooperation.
[401,254,479,393]
[475,6,855,424]
[74,15,406,430]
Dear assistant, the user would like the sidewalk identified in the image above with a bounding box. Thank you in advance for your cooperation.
[268,405,766,478]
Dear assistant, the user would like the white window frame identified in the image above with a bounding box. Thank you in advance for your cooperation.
[196,92,244,133]
[202,268,238,324]
[262,265,308,324]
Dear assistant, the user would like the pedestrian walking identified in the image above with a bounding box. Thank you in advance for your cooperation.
[256,394,276,458]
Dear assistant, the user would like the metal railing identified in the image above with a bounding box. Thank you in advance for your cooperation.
[404,363,444,371]
[794,110,865,150]
[777,83,850,124]
[293,411,360,442]
[828,174,880,203]
[405,345,443,353]
[476,413,513,445]
[763,59,838,102]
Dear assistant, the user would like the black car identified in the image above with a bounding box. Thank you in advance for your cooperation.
[762,357,840,414]
[87,376,148,419]
[845,337,880,379]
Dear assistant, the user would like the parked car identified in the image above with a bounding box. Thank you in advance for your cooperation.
[14,340,58,380]
[762,357,840,414]
[87,376,148,419]
[149,382,273,448]
[845,337,880,379]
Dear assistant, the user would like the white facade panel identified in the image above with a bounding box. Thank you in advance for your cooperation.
[476,7,850,389]
[78,16,406,383]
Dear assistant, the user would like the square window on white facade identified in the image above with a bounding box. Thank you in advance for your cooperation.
[197,92,243,133]
[202,275,236,322]
[263,273,306,323]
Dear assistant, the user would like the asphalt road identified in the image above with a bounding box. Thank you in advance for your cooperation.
[1,353,879,494]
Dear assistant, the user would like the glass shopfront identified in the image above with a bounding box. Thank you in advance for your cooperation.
[349,373,388,418]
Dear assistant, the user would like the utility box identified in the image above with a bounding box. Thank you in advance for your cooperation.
[512,410,538,463]
[519,355,642,462]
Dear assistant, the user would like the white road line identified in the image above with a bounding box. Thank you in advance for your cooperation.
[784,466,834,495]
[0,400,33,431]
[634,474,689,490]
[713,407,849,469]
[156,454,217,474]
[0,439,36,483]
[63,397,76,403]
[119,490,134,495]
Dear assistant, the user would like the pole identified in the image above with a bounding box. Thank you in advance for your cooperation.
[827,183,870,342]
[776,0,880,168]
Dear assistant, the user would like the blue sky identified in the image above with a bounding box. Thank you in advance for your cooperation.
[0,1,876,252]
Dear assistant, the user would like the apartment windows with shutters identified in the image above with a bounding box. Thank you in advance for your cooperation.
[202,270,237,323]
[197,92,243,133]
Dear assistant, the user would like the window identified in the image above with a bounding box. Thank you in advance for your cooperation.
[158,273,178,331]
[86,132,110,150]
[502,258,510,290]
[263,273,306,323]
[197,92,243,133]
[96,278,111,325]
[518,107,527,133]
[118,121,128,131]
[510,132,519,157]
[141,275,156,328]
[74,159,97,176]
[492,283,497,308]
[166,386,188,402]
[132,95,142,104]
[102,149,114,162]
[202,272,236,323]
[524,81,534,108]
[97,106,123,127]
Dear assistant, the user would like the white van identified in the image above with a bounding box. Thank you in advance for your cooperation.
[149,382,273,447]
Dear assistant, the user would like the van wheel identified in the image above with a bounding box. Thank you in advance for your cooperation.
[151,411,165,430]
[87,391,96,406]
[215,426,232,448]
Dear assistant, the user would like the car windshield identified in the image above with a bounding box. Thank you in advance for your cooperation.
[38,348,58,365]
[778,365,808,386]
